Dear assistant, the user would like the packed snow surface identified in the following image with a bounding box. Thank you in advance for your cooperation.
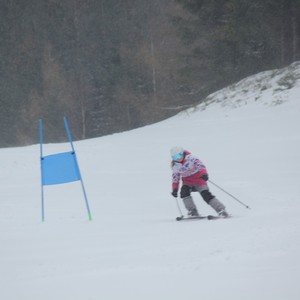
[1,63,300,300]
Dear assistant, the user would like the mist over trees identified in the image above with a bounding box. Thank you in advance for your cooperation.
[1,0,300,147]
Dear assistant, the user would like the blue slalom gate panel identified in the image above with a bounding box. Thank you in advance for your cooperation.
[39,117,92,221]
[41,151,81,185]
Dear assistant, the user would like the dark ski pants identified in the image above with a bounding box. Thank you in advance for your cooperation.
[180,184,226,213]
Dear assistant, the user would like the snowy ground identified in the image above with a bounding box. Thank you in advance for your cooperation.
[1,63,300,300]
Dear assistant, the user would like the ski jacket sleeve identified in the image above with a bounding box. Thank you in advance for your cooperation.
[171,160,182,190]
[172,168,180,190]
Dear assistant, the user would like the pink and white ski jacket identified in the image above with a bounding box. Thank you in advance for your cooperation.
[172,151,208,190]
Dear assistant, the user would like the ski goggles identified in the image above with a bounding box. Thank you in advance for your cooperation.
[172,153,183,161]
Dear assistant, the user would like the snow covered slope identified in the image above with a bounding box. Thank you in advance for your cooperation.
[1,62,300,300]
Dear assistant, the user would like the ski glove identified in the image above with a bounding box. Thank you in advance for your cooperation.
[201,174,209,181]
[171,189,178,198]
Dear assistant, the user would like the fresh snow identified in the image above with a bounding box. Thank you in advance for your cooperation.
[1,62,300,300]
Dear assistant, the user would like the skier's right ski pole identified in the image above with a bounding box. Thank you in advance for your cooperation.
[208,179,250,209]
[175,197,184,218]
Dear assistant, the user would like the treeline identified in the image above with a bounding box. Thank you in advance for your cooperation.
[0,0,299,147]
[174,0,300,89]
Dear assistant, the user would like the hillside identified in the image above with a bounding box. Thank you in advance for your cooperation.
[0,63,300,300]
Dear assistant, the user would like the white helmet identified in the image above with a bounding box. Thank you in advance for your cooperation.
[170,146,184,160]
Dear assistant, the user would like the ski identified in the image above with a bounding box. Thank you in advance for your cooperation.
[176,215,215,221]
[208,214,232,220]
[207,215,222,220]
[176,215,230,221]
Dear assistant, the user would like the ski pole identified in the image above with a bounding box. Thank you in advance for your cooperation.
[175,196,184,218]
[208,179,250,209]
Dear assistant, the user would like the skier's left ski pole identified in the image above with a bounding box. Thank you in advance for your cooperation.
[209,179,250,209]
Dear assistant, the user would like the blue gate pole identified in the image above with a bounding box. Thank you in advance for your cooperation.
[39,119,45,222]
[63,117,92,221]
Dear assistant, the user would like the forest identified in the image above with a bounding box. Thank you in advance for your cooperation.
[1,0,300,146]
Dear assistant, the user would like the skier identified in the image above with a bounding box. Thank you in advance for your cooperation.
[170,146,229,217]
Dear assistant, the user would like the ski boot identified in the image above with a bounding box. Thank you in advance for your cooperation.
[183,196,199,217]
[188,208,200,217]
[209,197,229,218]
[218,209,229,218]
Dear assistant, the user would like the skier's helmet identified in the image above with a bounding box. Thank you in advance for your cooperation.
[170,146,184,161]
